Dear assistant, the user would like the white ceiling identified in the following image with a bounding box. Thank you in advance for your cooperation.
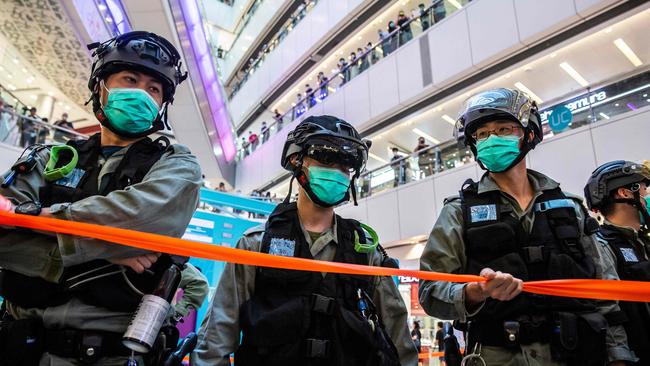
[0,1,95,125]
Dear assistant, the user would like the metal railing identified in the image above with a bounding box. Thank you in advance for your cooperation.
[227,0,319,98]
[235,0,467,159]
[0,107,88,149]
[355,76,650,199]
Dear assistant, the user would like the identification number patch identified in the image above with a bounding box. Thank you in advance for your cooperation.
[620,248,639,262]
[269,237,296,257]
[469,204,497,223]
[54,168,85,188]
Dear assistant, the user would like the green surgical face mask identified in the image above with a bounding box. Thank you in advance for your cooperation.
[476,134,521,172]
[103,86,160,135]
[308,166,350,207]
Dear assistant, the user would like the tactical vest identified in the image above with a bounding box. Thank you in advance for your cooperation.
[236,202,400,366]
[0,133,179,312]
[460,178,600,346]
[597,225,650,364]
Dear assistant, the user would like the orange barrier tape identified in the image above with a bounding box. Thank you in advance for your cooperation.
[1,211,650,302]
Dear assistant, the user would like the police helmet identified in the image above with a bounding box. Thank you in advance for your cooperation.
[87,31,188,138]
[454,88,543,172]
[281,115,371,206]
[584,160,650,211]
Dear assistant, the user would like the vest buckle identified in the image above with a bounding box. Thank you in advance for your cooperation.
[305,338,330,358]
[311,293,335,315]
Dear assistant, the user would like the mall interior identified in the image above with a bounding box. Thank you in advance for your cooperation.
[0,0,649,365]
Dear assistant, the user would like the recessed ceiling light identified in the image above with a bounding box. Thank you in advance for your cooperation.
[514,82,543,103]
[98,4,107,11]
[504,74,511,79]
[412,128,440,144]
[550,53,557,58]
[599,112,610,120]
[559,62,589,87]
[105,17,113,23]
[613,38,643,67]
[21,68,27,73]
[12,58,19,64]
[441,115,456,125]
[604,27,612,33]
[643,94,648,98]
[615,103,620,107]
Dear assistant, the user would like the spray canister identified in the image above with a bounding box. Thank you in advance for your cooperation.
[122,264,182,353]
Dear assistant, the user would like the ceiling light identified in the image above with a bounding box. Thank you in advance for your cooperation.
[369,152,388,164]
[514,82,543,103]
[604,27,612,33]
[441,114,456,125]
[12,58,19,64]
[98,4,107,11]
[504,74,511,79]
[412,128,440,144]
[613,38,642,67]
[643,94,648,98]
[615,103,620,107]
[65,105,71,111]
[550,53,557,58]
[47,91,53,96]
[559,62,589,87]
[105,17,113,23]
[21,68,27,73]
[599,112,610,120]
[448,0,462,9]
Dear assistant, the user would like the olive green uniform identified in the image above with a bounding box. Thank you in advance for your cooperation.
[418,170,636,365]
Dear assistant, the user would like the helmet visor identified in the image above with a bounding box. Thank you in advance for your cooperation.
[304,136,368,173]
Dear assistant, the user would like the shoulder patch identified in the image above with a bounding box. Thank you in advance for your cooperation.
[469,204,498,223]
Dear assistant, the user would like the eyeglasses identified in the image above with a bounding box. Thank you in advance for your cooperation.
[472,125,523,141]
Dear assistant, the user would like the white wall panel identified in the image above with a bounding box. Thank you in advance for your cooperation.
[328,0,349,28]
[429,10,474,86]
[321,89,345,117]
[527,129,597,196]
[514,0,579,45]
[433,163,479,216]
[309,1,330,46]
[347,0,364,13]
[591,108,650,165]
[467,0,521,66]
[574,0,621,18]
[397,179,436,239]
[336,201,368,223]
[344,72,371,127]
[396,39,425,104]
[366,190,401,243]
[368,56,399,119]
[280,30,298,73]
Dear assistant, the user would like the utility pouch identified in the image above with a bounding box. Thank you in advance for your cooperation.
[551,312,607,366]
[0,317,45,366]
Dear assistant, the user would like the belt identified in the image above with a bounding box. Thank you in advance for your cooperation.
[45,328,132,364]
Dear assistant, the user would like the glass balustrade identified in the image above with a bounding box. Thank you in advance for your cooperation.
[235,0,469,159]
[0,107,88,149]
[356,72,650,199]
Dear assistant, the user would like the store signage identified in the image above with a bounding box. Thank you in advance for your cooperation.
[547,105,573,132]
[399,276,419,284]
[540,91,607,123]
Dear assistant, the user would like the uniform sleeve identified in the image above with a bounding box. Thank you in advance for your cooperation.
[191,233,261,366]
[418,199,484,321]
[175,263,209,317]
[369,252,418,366]
[0,147,50,205]
[50,145,202,265]
[593,235,638,363]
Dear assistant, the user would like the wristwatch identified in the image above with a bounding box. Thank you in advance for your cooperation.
[15,201,42,216]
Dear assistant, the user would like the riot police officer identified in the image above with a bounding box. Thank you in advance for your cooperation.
[192,115,418,366]
[418,88,635,365]
[585,160,650,364]
[0,31,202,365]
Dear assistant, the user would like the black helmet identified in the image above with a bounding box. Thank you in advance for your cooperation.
[281,115,371,206]
[455,88,542,171]
[584,160,650,212]
[87,31,188,137]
